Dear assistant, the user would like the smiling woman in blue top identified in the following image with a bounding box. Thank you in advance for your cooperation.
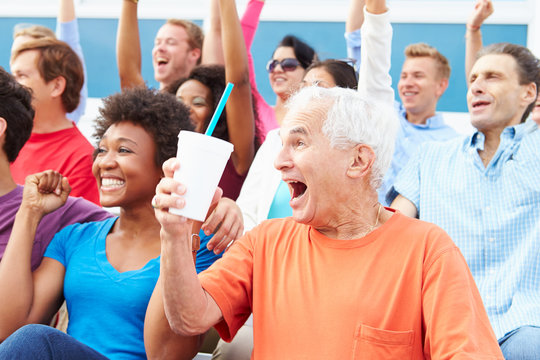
[0,87,242,360]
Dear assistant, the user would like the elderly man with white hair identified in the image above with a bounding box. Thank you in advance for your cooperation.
[149,86,503,359]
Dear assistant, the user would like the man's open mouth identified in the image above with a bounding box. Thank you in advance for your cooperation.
[290,181,307,199]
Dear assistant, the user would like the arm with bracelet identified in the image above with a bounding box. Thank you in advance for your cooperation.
[465,0,493,81]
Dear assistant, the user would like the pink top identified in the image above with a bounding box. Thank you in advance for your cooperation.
[241,0,278,144]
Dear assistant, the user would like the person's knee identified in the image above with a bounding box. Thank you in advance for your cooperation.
[0,324,56,356]
[500,326,540,360]
[7,324,54,343]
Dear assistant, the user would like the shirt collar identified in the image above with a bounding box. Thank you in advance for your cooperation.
[468,120,537,151]
[397,105,446,129]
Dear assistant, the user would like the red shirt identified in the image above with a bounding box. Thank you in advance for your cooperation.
[10,125,99,205]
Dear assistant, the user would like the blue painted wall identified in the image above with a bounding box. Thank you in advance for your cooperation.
[0,17,527,112]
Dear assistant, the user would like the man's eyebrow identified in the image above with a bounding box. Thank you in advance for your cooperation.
[289,126,307,136]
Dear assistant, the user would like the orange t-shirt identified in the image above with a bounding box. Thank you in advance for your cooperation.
[200,211,503,359]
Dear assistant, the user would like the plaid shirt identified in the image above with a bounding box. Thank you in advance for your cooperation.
[394,120,540,339]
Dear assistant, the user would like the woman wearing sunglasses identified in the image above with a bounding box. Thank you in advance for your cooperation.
[264,35,317,124]
[238,0,317,144]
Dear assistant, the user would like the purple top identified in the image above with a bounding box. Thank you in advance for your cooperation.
[218,159,247,201]
[0,186,112,270]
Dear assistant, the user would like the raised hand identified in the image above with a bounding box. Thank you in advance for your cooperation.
[202,197,244,254]
[468,0,494,30]
[465,0,494,80]
[153,158,193,236]
[21,170,71,217]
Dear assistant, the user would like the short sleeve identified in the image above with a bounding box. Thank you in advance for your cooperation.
[43,223,74,267]
[199,232,255,341]
[422,241,503,358]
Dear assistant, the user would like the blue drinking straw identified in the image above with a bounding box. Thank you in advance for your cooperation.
[204,82,234,136]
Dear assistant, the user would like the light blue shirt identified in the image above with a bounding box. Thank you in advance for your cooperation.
[380,103,459,205]
[345,30,459,205]
[393,120,540,339]
[57,19,87,123]
[267,180,293,220]
[344,28,361,75]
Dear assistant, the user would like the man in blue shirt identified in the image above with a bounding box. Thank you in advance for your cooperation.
[391,42,540,360]
[380,43,459,204]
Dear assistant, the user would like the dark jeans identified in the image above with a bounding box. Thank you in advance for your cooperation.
[499,326,540,360]
[0,324,108,360]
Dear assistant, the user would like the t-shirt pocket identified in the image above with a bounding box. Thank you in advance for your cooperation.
[353,323,414,359]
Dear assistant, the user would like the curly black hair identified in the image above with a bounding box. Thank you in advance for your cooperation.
[166,64,261,148]
[0,66,34,163]
[94,87,193,167]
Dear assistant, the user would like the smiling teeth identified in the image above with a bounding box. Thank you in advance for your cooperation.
[102,178,125,187]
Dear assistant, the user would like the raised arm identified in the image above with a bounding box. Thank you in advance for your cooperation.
[465,0,493,81]
[201,0,225,65]
[221,0,255,176]
[240,0,266,103]
[0,171,69,341]
[357,0,394,107]
[117,0,145,89]
[344,0,365,66]
[346,0,365,33]
[57,0,87,123]
[144,278,202,359]
[153,159,224,336]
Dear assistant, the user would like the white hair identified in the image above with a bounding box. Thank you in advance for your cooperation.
[286,86,398,189]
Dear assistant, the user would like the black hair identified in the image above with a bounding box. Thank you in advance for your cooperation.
[94,87,193,167]
[275,35,317,69]
[166,64,261,149]
[0,66,34,162]
[305,59,358,89]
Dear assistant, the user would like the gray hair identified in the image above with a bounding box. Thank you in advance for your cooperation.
[286,86,398,189]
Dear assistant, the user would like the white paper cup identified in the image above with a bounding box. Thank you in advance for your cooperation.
[169,131,233,221]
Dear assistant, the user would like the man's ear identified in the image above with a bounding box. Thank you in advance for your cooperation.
[50,76,66,98]
[521,82,537,108]
[0,117,7,149]
[189,47,202,64]
[346,144,375,179]
[435,77,449,98]
[0,117,6,137]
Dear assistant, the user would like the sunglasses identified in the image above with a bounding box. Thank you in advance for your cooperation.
[266,58,301,73]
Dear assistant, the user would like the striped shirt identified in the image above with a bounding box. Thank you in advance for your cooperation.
[394,120,540,339]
